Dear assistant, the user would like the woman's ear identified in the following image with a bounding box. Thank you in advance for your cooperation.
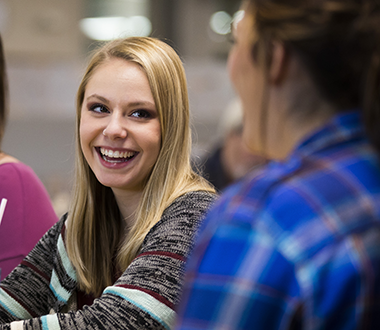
[269,41,288,85]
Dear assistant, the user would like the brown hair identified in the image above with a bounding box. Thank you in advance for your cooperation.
[247,0,380,152]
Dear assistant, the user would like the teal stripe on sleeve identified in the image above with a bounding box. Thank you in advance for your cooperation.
[41,314,61,330]
[49,270,71,303]
[0,288,32,319]
[104,286,176,330]
[57,234,76,281]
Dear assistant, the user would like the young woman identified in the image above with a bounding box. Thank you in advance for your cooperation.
[176,0,380,329]
[0,37,216,329]
[0,35,57,281]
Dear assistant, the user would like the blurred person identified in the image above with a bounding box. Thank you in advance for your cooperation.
[175,0,380,329]
[198,98,266,191]
[0,35,58,281]
[0,37,216,329]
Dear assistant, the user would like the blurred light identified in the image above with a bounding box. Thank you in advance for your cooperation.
[209,11,232,35]
[80,16,152,41]
[232,10,245,29]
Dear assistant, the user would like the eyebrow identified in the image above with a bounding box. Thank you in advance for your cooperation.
[86,94,109,103]
[86,94,156,108]
[128,101,156,108]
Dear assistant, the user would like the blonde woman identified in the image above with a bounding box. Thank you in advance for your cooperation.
[0,37,216,329]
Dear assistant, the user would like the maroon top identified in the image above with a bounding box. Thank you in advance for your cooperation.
[0,162,58,280]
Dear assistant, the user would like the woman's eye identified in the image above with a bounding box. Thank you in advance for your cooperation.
[89,104,109,114]
[130,110,150,119]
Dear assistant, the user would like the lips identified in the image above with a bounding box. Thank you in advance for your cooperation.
[97,147,138,163]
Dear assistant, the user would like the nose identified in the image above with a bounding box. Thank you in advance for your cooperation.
[102,114,127,140]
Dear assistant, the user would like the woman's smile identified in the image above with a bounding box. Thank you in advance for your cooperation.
[95,146,139,170]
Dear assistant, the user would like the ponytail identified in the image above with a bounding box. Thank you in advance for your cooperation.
[248,0,380,154]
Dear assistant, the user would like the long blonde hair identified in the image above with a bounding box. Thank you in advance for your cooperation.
[66,37,215,296]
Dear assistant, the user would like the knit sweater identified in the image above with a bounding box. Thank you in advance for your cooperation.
[0,191,217,330]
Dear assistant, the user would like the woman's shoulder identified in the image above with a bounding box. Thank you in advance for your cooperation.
[147,191,217,236]
[164,190,218,217]
[0,153,19,165]
[174,190,219,204]
[0,159,29,172]
[141,191,218,256]
[0,160,52,202]
[0,160,57,220]
[0,159,40,184]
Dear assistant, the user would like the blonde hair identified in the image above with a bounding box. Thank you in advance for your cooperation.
[66,37,215,296]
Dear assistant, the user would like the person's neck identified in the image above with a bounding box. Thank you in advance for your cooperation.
[0,152,19,165]
[264,79,335,160]
[112,188,143,230]
[269,109,334,160]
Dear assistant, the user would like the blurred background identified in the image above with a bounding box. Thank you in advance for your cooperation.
[0,0,241,216]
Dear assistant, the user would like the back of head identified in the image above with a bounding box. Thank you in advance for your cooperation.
[246,0,380,152]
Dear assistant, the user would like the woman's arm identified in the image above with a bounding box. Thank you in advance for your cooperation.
[0,191,217,330]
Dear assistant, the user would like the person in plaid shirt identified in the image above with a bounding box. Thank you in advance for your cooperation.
[175,0,380,329]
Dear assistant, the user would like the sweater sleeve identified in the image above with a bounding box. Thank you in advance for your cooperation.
[0,191,217,330]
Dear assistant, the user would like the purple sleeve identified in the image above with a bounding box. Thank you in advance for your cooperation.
[0,162,58,280]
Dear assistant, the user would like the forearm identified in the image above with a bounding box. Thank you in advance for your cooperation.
[6,293,169,330]
[0,255,178,330]
[0,192,216,329]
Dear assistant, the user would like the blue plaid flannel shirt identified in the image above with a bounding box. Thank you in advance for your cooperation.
[176,111,380,330]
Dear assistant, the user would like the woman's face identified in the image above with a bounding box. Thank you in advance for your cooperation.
[227,9,266,154]
[80,58,161,195]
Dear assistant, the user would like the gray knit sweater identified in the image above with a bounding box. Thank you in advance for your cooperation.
[0,191,217,330]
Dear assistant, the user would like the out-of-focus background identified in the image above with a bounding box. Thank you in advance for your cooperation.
[0,0,241,216]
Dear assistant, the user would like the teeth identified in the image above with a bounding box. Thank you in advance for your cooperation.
[100,148,135,159]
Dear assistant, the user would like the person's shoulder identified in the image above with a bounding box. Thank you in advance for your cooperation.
[0,160,40,182]
[152,191,218,233]
[209,162,280,211]
[0,159,28,172]
[0,161,43,196]
[201,160,316,233]
[169,190,218,210]
[160,191,217,223]
[5,161,57,215]
[141,192,218,253]
[0,154,19,165]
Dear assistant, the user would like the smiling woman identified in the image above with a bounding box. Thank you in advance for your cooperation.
[80,59,161,199]
[0,37,216,330]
